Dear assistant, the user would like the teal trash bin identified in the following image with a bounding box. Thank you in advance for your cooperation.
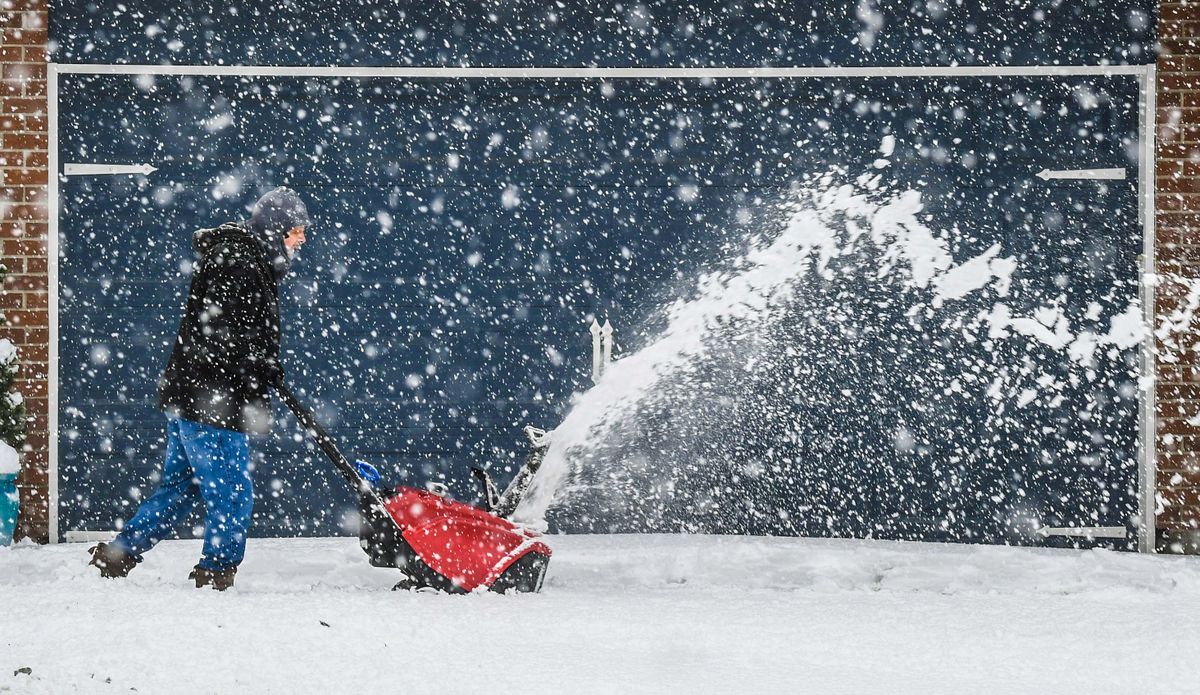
[0,472,17,546]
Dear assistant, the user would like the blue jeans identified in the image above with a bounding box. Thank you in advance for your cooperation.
[112,415,253,571]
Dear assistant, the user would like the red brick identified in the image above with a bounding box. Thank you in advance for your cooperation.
[1160,160,1200,181]
[15,486,48,544]
[13,376,46,396]
[24,256,46,274]
[1161,56,1200,74]
[16,335,46,358]
[21,290,45,309]
[7,0,48,12]
[1160,469,1200,489]
[20,187,45,205]
[1160,124,1200,146]
[1160,39,1200,56]
[1156,242,1200,266]
[1161,486,1200,508]
[1165,364,1200,386]
[1158,143,1200,161]
[1162,76,1200,93]
[7,111,49,132]
[1159,417,1200,436]
[15,460,46,488]
[1156,195,1200,213]
[0,239,47,259]
[0,95,42,112]
[2,167,45,185]
[2,61,44,80]
[1156,355,1199,374]
[1,131,46,149]
[1156,228,1198,246]
[4,308,46,326]
[0,27,45,45]
[1165,20,1200,39]
[20,397,47,418]
[1157,212,1200,229]
[1159,383,1200,402]
[1159,444,1200,465]
[3,273,46,291]
[1158,505,1200,530]
[1161,3,1200,23]
[0,204,45,221]
[1,326,48,345]
[0,150,25,167]
[1159,107,1200,127]
[22,408,46,434]
[1156,230,1190,248]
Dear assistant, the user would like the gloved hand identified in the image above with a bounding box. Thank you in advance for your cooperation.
[260,357,285,387]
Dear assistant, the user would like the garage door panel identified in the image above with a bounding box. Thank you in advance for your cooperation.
[57,71,1145,542]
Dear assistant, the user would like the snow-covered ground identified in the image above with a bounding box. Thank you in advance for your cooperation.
[2,534,1197,694]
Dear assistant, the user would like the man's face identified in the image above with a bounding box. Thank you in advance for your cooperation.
[284,225,307,257]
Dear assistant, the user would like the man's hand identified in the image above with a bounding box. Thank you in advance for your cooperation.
[245,355,285,387]
[260,358,286,387]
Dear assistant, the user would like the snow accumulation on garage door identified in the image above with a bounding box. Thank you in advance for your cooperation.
[48,1,1161,548]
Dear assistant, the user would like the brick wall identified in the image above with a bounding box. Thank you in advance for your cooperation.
[1157,0,1200,552]
[0,0,48,543]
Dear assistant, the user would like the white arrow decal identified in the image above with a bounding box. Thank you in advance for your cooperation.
[64,163,158,176]
[1036,525,1126,539]
[1035,167,1125,181]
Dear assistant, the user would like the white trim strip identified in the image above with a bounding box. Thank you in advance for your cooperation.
[47,63,60,545]
[63,162,157,176]
[1036,167,1127,181]
[63,530,116,543]
[50,63,1153,79]
[1137,66,1158,554]
[1036,525,1128,539]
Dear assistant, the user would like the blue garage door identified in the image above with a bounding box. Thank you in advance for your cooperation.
[56,72,1143,545]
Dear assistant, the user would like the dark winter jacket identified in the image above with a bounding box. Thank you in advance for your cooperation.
[158,223,283,434]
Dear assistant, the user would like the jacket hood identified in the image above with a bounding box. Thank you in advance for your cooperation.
[192,222,289,281]
[192,223,255,256]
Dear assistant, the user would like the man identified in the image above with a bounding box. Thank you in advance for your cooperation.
[88,186,310,590]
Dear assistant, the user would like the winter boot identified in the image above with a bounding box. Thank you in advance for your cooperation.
[189,565,237,591]
[88,542,139,578]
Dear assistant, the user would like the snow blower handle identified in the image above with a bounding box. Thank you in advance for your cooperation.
[272,379,365,492]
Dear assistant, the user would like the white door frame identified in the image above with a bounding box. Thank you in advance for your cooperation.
[45,62,1158,550]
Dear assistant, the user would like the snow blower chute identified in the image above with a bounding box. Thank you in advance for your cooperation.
[273,380,552,593]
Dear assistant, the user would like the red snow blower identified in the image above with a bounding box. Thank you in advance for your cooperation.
[274,380,552,593]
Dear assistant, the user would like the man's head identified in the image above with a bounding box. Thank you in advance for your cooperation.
[248,187,310,277]
[250,186,310,246]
